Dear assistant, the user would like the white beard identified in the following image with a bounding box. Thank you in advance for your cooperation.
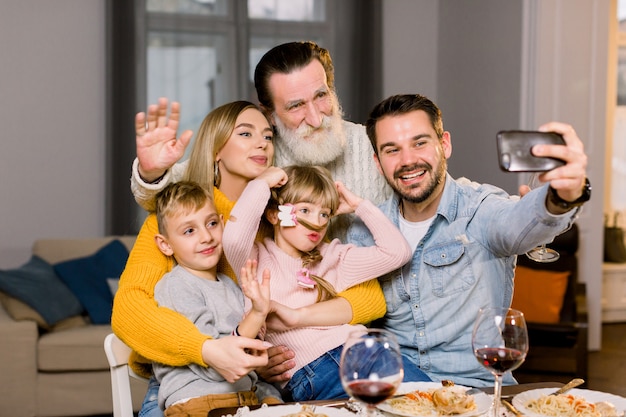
[273,96,346,166]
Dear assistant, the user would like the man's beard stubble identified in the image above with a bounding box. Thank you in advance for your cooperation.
[273,94,346,166]
[391,160,447,205]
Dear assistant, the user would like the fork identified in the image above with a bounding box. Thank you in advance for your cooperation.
[502,399,523,417]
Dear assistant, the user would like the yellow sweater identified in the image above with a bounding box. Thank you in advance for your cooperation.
[111,187,386,377]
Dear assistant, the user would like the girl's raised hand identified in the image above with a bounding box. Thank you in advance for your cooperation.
[256,166,289,188]
[335,181,364,215]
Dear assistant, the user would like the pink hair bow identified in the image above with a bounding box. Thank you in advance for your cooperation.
[296,267,316,289]
[278,204,298,227]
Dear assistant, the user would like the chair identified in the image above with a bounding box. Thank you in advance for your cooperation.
[512,224,589,384]
[104,333,150,417]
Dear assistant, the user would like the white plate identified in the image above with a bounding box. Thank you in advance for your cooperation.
[376,382,491,417]
[513,388,626,417]
[221,403,356,417]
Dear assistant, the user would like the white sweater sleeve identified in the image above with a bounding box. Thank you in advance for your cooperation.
[130,158,189,212]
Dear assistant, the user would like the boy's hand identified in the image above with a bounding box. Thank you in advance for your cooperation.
[240,259,271,316]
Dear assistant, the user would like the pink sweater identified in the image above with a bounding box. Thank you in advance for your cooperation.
[222,180,411,380]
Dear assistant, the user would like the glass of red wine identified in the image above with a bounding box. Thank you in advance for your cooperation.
[472,307,528,417]
[339,328,404,416]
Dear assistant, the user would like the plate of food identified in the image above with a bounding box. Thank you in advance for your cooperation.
[512,388,626,417]
[376,381,491,417]
[221,403,356,417]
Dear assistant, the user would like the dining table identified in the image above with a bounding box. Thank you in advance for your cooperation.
[207,382,567,417]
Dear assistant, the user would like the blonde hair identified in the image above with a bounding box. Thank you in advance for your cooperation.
[266,165,340,302]
[155,181,214,236]
[269,165,339,214]
[184,101,271,193]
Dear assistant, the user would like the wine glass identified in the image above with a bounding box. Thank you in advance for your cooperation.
[525,173,560,262]
[472,307,528,417]
[339,328,404,416]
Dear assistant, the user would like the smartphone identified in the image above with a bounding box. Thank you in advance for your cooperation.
[496,130,566,172]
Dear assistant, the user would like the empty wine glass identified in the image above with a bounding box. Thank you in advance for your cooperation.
[339,328,404,417]
[525,173,560,262]
[472,307,528,417]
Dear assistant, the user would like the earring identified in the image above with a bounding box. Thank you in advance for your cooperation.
[214,161,220,187]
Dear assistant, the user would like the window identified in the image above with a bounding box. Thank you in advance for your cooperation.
[144,0,331,159]
[107,0,381,234]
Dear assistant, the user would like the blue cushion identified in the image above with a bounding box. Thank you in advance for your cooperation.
[54,240,129,324]
[0,255,83,325]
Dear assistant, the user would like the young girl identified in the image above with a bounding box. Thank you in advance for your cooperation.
[222,165,426,401]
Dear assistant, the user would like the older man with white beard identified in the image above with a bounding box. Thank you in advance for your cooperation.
[254,42,392,225]
[132,41,391,241]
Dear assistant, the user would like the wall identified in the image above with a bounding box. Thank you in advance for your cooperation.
[0,1,106,268]
[382,0,439,102]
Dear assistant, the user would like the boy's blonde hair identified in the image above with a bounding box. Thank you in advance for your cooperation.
[155,181,214,236]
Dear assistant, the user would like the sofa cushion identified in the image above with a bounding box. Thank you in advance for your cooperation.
[511,265,569,324]
[0,256,84,326]
[54,240,129,324]
[0,291,49,328]
[38,324,112,371]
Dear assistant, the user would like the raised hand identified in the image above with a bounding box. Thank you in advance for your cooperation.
[335,181,364,215]
[135,97,193,182]
[256,166,288,188]
[530,122,588,203]
[240,259,271,317]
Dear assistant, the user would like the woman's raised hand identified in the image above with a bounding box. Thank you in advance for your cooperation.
[135,97,193,182]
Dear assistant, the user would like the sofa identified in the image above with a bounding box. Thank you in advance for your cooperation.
[0,236,146,417]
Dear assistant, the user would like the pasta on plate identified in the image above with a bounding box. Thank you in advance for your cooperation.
[513,389,626,417]
[524,394,622,417]
[381,384,481,416]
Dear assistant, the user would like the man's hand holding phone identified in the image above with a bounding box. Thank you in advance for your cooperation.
[497,130,566,172]
[497,122,589,212]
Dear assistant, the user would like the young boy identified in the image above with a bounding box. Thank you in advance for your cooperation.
[152,181,281,416]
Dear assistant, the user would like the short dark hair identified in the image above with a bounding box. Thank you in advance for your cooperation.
[365,94,444,155]
[254,41,335,112]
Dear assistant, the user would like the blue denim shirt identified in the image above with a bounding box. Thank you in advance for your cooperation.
[346,174,577,387]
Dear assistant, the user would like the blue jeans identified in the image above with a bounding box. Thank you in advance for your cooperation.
[284,345,347,402]
[402,355,432,382]
[139,376,163,417]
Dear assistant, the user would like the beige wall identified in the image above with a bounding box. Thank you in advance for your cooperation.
[0,1,106,267]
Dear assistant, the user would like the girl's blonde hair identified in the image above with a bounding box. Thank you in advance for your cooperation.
[183,101,271,193]
[266,165,340,302]
[268,165,339,214]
